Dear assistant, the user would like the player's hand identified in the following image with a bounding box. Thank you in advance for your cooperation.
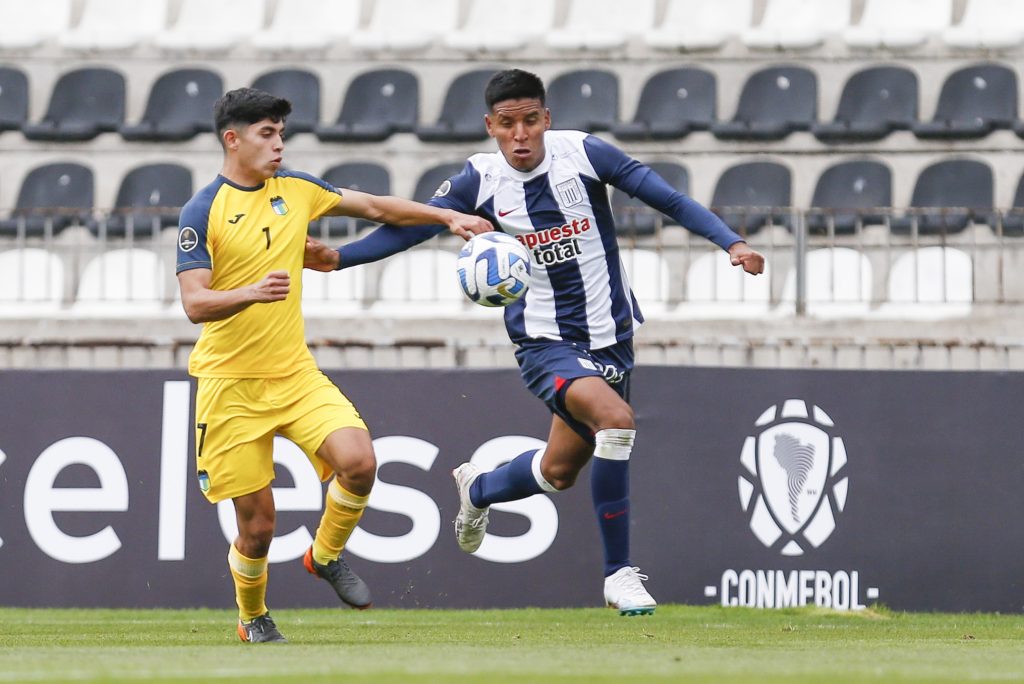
[447,211,494,241]
[728,242,765,275]
[251,270,290,302]
[304,237,341,272]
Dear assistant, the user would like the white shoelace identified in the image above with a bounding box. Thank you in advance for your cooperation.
[614,567,651,600]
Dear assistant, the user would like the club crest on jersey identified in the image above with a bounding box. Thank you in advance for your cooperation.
[270,196,288,215]
[556,178,584,207]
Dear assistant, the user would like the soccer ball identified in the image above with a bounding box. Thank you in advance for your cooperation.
[456,232,531,307]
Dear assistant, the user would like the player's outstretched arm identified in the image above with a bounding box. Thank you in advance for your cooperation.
[728,242,765,275]
[178,267,290,323]
[327,188,492,240]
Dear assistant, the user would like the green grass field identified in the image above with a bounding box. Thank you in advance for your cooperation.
[0,605,1021,683]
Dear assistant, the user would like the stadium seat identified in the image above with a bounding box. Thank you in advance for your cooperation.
[153,0,264,53]
[912,63,1018,140]
[316,69,418,142]
[646,0,753,51]
[0,248,65,313]
[545,0,657,52]
[350,0,458,53]
[413,162,466,204]
[612,68,716,141]
[0,163,94,237]
[371,249,464,316]
[943,0,1024,50]
[806,160,892,234]
[611,162,689,237]
[546,70,619,132]
[845,0,953,49]
[711,66,817,141]
[0,66,29,133]
[22,68,125,141]
[444,0,556,53]
[96,163,193,238]
[0,0,71,51]
[417,69,499,143]
[812,66,919,142]
[249,0,360,53]
[619,248,671,315]
[1000,172,1024,236]
[251,69,320,138]
[780,248,873,317]
[892,159,994,235]
[121,68,222,142]
[72,248,167,315]
[710,161,792,235]
[875,247,973,319]
[302,267,366,317]
[675,250,772,318]
[58,0,167,53]
[315,162,392,236]
[743,0,850,50]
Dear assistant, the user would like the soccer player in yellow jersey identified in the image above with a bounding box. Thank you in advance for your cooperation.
[176,88,492,643]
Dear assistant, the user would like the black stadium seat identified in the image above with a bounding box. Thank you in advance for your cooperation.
[121,68,223,141]
[417,69,498,143]
[0,162,94,236]
[98,163,194,237]
[712,66,817,141]
[22,68,125,141]
[1001,172,1024,236]
[317,162,392,235]
[710,161,792,234]
[413,162,466,204]
[612,67,716,141]
[892,159,994,235]
[612,161,689,236]
[0,66,29,133]
[913,63,1018,139]
[546,69,619,132]
[806,159,892,234]
[813,65,918,142]
[316,69,419,142]
[251,68,320,138]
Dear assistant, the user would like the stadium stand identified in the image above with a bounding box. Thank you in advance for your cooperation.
[0,162,94,237]
[315,68,418,142]
[444,0,557,53]
[676,250,772,318]
[302,267,366,317]
[248,0,361,54]
[619,248,671,315]
[875,246,974,319]
[912,63,1019,139]
[97,163,193,238]
[349,0,459,54]
[22,68,125,141]
[812,65,919,142]
[806,159,892,234]
[891,158,994,235]
[844,0,953,49]
[645,0,754,51]
[153,0,264,54]
[710,161,792,234]
[417,69,499,143]
[711,65,817,140]
[943,0,1024,50]
[71,248,167,315]
[0,66,29,133]
[0,0,71,52]
[120,68,222,141]
[546,69,619,132]
[780,248,874,317]
[413,162,466,204]
[612,67,716,141]
[317,162,392,235]
[0,248,64,313]
[611,162,689,237]
[545,0,657,52]
[251,69,321,138]
[371,249,463,315]
[742,0,850,51]
[58,0,167,53]
[1002,172,1024,236]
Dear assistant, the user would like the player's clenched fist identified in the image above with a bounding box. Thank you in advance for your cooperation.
[251,270,290,302]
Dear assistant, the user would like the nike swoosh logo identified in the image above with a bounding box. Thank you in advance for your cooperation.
[497,208,519,217]
[602,509,628,520]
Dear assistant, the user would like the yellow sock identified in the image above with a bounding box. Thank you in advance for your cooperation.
[312,478,369,565]
[227,544,268,621]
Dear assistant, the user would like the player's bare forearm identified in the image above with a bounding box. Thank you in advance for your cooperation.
[178,269,290,323]
[728,242,765,275]
[329,189,492,239]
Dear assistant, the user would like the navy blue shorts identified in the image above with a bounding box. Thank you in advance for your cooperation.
[514,338,634,442]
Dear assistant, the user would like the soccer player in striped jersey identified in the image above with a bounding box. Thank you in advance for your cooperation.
[176,88,491,642]
[305,69,764,616]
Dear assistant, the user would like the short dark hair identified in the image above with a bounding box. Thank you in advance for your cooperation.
[485,69,546,110]
[213,87,291,137]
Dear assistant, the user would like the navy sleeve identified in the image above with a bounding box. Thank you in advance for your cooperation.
[582,135,745,251]
[336,161,481,269]
[175,181,221,273]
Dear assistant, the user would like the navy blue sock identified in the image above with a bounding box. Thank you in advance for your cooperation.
[592,457,630,576]
[469,449,544,508]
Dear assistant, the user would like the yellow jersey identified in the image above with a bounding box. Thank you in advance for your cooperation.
[176,171,341,378]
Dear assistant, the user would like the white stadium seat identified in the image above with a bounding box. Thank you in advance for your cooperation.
[0,0,71,51]
[350,0,459,54]
[874,246,973,319]
[371,249,465,316]
[943,0,1024,50]
[743,0,850,51]
[58,0,167,53]
[545,0,657,52]
[646,0,753,51]
[779,248,873,317]
[675,250,771,318]
[249,0,361,53]
[153,0,265,53]
[302,267,365,317]
[845,0,953,49]
[72,249,167,316]
[619,248,671,316]
[0,248,65,315]
[444,0,557,53]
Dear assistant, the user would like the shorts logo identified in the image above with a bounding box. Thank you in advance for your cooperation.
[270,196,288,215]
[738,400,849,556]
[433,180,452,198]
[197,469,211,493]
[178,227,199,252]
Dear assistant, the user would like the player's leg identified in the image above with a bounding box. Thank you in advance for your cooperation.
[231,486,286,643]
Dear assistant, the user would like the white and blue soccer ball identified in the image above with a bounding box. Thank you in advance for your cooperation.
[456,232,532,307]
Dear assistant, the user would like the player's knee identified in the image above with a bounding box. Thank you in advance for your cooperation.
[339,446,377,489]
[596,404,635,431]
[543,462,581,491]
[238,519,275,557]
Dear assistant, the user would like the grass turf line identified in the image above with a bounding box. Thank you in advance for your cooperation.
[0,605,1022,683]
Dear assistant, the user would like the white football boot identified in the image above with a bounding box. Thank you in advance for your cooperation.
[452,462,489,553]
[604,566,657,616]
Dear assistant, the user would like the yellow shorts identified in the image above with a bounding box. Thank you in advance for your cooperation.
[194,367,367,503]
